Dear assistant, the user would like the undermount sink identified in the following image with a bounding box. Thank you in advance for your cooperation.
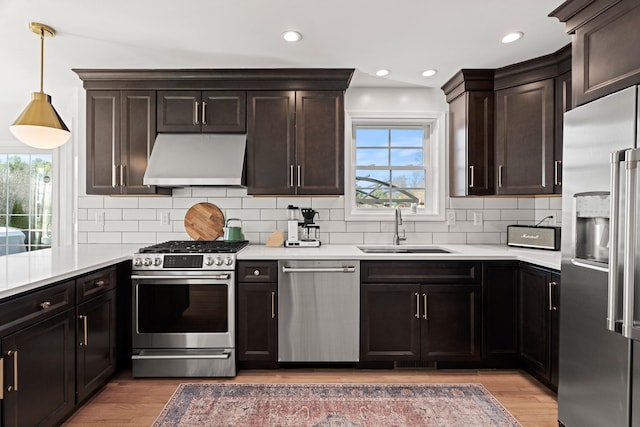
[357,245,452,254]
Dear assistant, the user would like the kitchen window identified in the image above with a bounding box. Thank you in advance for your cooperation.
[345,113,445,221]
[0,152,54,255]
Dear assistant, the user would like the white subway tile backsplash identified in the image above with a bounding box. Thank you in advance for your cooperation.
[77,193,563,246]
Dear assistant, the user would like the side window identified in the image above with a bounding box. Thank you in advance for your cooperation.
[0,153,53,255]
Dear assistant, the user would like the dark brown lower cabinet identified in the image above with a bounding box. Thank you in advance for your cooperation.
[76,289,117,404]
[360,283,481,362]
[1,309,76,427]
[519,263,560,391]
[484,262,519,361]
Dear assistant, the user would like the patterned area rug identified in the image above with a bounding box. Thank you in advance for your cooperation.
[152,383,521,427]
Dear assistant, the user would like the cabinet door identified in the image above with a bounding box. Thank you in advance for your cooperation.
[360,284,420,361]
[157,90,200,132]
[449,91,494,196]
[76,290,117,404]
[495,79,555,195]
[246,91,296,195]
[237,283,278,365]
[519,265,552,382]
[295,91,344,195]
[420,284,481,361]
[550,271,560,391]
[86,91,121,195]
[121,91,168,195]
[201,91,246,133]
[2,310,75,427]
[484,263,519,359]
[554,72,571,194]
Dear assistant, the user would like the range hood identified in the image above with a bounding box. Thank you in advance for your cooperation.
[143,133,246,187]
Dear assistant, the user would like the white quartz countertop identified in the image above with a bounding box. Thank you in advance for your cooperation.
[238,244,561,271]
[0,244,140,300]
[0,243,560,301]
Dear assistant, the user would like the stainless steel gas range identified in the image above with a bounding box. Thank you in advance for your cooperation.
[131,240,249,377]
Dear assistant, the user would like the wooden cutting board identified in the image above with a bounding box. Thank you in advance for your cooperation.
[184,202,225,240]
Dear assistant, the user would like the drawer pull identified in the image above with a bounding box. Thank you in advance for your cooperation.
[95,280,105,288]
[423,293,428,320]
[414,292,420,319]
[271,291,276,319]
[6,351,17,392]
[39,301,51,310]
[253,270,260,276]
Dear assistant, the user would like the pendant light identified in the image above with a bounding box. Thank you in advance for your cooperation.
[10,22,71,149]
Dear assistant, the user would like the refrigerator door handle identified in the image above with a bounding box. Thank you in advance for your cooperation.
[622,148,639,339]
[607,150,626,332]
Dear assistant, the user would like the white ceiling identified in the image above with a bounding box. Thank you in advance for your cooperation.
[0,0,570,140]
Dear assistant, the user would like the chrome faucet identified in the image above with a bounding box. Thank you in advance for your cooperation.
[393,208,406,245]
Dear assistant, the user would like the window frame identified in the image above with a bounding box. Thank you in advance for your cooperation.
[344,111,446,221]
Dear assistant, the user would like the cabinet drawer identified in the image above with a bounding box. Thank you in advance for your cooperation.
[76,267,117,303]
[0,280,75,335]
[237,261,278,283]
[361,261,481,284]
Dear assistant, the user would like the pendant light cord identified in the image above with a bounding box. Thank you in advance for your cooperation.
[39,27,44,93]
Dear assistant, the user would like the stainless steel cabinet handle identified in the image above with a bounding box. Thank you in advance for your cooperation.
[423,293,428,319]
[6,351,17,392]
[554,160,562,185]
[297,165,302,188]
[202,101,207,125]
[498,165,504,188]
[608,150,625,332]
[95,280,105,288]
[253,269,260,276]
[281,266,356,273]
[79,315,88,346]
[38,301,51,309]
[414,293,420,319]
[469,165,475,188]
[120,165,126,187]
[112,164,117,188]
[194,101,200,125]
[548,282,558,311]
[271,291,276,319]
[289,165,294,187]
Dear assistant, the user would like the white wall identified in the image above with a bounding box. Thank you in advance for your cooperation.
[75,87,562,246]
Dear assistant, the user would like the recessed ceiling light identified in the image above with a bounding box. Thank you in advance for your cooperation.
[282,31,302,42]
[375,69,390,77]
[421,69,437,77]
[502,32,524,44]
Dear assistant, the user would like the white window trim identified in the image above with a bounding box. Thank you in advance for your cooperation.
[344,111,446,222]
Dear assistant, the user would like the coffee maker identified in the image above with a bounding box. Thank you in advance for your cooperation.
[285,206,321,247]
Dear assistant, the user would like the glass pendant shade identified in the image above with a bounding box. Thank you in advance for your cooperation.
[10,91,71,149]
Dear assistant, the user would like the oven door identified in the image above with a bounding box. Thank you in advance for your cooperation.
[131,271,234,350]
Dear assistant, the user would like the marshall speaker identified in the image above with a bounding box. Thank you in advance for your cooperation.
[507,225,561,251]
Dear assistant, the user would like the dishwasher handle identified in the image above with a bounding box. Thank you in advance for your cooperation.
[281,266,356,273]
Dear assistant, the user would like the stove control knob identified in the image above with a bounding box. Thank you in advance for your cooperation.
[204,257,214,266]
[143,258,152,267]
[133,258,142,267]
[153,257,162,266]
[214,257,223,266]
[224,257,233,266]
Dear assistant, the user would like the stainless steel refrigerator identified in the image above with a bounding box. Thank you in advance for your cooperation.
[559,85,640,426]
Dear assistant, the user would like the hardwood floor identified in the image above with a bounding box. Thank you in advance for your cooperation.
[63,369,557,426]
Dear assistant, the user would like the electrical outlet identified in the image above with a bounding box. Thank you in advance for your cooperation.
[446,211,456,226]
[473,212,483,225]
[160,211,170,225]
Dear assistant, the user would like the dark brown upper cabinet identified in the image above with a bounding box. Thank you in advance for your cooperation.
[157,90,246,133]
[86,90,170,196]
[551,0,640,106]
[441,70,495,196]
[494,79,555,195]
[246,90,344,196]
[442,45,570,197]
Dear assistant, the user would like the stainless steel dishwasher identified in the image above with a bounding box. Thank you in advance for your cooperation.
[278,260,360,362]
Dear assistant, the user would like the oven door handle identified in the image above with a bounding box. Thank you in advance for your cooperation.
[132,352,231,360]
[131,274,231,281]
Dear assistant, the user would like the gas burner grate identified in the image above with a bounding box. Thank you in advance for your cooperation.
[138,240,249,254]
